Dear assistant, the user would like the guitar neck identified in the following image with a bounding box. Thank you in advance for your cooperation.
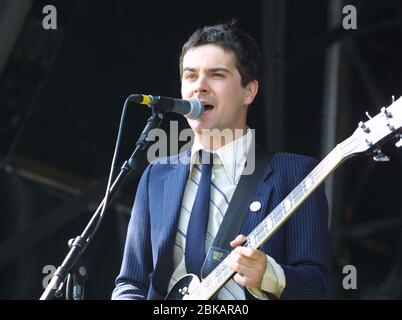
[246,145,345,250]
[186,96,402,300]
[191,144,346,300]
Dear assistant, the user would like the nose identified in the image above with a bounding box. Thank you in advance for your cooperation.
[194,74,208,94]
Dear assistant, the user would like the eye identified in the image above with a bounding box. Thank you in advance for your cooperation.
[184,73,196,80]
[212,73,224,78]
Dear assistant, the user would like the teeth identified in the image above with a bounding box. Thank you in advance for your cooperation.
[200,101,214,109]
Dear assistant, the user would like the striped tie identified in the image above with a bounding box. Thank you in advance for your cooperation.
[185,151,212,277]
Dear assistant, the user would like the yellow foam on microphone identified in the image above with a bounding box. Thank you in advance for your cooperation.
[141,95,152,105]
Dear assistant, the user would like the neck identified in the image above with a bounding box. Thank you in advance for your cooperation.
[194,127,248,151]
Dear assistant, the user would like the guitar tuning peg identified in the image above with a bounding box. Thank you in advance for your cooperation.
[392,95,395,103]
[359,121,370,133]
[373,148,390,162]
[396,135,402,148]
[381,107,392,118]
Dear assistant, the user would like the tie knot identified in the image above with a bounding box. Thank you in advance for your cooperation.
[199,151,214,166]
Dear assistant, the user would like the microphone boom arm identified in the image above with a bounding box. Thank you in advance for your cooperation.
[40,99,164,300]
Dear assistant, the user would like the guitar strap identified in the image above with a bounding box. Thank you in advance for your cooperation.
[200,145,271,279]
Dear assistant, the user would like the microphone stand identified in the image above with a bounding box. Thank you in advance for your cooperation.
[65,238,88,300]
[40,102,164,300]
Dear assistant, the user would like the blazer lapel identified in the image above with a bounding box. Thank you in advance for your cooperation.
[152,151,190,295]
[240,158,275,235]
[160,163,189,254]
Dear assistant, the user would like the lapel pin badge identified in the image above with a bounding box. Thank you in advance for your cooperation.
[249,201,261,212]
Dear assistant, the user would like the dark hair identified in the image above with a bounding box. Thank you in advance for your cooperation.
[179,20,262,87]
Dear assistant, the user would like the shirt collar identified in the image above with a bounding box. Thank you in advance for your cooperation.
[189,128,253,184]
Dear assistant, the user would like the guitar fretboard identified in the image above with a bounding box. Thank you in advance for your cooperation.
[189,144,346,300]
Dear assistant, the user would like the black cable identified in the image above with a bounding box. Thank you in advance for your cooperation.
[86,95,131,243]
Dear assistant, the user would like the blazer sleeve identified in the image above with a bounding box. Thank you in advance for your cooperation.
[280,158,333,299]
[111,164,153,300]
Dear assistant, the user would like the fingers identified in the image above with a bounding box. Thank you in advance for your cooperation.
[233,273,260,289]
[227,260,257,278]
[228,234,268,289]
[227,249,267,270]
[233,246,259,259]
[230,234,246,248]
[225,249,267,289]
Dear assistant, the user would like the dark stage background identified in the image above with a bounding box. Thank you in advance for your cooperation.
[0,0,401,299]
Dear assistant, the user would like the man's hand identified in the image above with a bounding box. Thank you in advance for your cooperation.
[226,234,267,289]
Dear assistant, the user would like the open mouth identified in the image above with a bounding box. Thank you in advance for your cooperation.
[204,104,215,111]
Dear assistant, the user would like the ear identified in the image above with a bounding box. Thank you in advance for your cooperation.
[244,80,259,107]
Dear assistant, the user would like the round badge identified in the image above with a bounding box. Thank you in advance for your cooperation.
[249,201,261,212]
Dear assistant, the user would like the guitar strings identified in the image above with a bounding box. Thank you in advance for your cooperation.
[191,131,367,298]
[193,120,402,297]
[244,117,401,248]
[247,131,373,248]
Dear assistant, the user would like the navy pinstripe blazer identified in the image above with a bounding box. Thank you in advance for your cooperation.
[112,150,332,300]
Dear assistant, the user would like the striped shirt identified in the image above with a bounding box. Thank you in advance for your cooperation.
[167,129,285,299]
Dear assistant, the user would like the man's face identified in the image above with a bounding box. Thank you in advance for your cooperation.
[181,44,257,135]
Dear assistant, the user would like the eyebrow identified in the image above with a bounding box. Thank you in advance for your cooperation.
[182,67,231,74]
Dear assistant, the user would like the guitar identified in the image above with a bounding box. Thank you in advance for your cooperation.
[165,97,402,300]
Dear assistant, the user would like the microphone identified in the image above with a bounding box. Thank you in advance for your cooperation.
[130,94,204,119]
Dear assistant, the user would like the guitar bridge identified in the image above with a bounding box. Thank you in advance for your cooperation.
[178,286,189,295]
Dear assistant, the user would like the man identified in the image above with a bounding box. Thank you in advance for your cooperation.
[112,21,332,300]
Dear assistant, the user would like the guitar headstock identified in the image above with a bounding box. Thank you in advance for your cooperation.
[341,96,402,159]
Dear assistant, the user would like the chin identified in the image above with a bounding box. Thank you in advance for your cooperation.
[189,119,214,132]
